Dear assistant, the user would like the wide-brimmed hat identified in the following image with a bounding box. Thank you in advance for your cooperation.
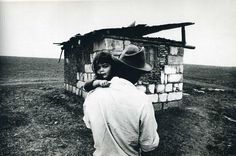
[113,44,153,72]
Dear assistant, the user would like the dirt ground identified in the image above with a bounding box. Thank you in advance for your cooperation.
[0,82,94,155]
[1,80,236,156]
[0,57,236,155]
[155,83,236,156]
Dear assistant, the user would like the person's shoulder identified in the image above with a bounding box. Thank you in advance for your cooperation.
[86,87,108,98]
[110,76,120,83]
[138,91,149,102]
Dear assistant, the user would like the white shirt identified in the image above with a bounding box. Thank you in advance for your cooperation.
[83,77,159,156]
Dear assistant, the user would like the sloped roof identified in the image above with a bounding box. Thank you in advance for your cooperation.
[82,22,194,38]
[54,22,195,49]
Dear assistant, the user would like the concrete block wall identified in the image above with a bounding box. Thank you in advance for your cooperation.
[65,38,124,98]
[64,47,80,92]
[136,44,184,110]
[64,37,185,110]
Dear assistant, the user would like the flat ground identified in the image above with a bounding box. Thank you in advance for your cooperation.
[0,56,236,156]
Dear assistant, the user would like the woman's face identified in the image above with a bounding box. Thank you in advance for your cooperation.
[96,63,112,79]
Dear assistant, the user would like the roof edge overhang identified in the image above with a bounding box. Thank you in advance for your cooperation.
[102,35,195,49]
[83,22,194,37]
[54,22,195,49]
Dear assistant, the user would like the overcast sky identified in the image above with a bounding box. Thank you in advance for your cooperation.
[0,0,236,66]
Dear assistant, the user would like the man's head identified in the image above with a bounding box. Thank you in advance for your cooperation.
[114,44,153,84]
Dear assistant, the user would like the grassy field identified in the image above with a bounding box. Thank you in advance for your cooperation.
[184,64,236,89]
[0,56,236,156]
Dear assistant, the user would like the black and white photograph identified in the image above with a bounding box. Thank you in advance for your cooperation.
[0,0,236,155]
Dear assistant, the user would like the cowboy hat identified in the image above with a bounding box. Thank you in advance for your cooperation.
[114,44,153,72]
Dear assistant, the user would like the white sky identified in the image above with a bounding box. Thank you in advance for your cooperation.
[0,0,236,66]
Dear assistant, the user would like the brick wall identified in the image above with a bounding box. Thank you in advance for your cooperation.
[64,37,185,110]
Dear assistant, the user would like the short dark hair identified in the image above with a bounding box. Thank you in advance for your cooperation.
[92,52,116,79]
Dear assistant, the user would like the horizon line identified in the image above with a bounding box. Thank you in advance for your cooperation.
[0,55,235,68]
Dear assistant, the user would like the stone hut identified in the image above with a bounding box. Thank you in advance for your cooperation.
[55,22,195,110]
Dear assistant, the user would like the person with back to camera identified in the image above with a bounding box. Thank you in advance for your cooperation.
[84,52,116,92]
[83,44,159,156]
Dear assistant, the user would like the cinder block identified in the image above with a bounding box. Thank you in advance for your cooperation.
[179,83,183,91]
[84,64,93,73]
[82,90,88,98]
[147,94,159,103]
[159,93,168,102]
[166,100,182,108]
[178,47,184,56]
[167,56,183,65]
[93,39,106,51]
[162,103,168,110]
[168,74,183,83]
[67,84,70,91]
[104,38,113,50]
[86,73,94,81]
[173,83,183,91]
[164,74,168,84]
[68,85,72,92]
[177,65,184,73]
[136,85,147,93]
[153,103,163,111]
[80,73,84,81]
[173,83,179,92]
[77,72,80,80]
[167,92,183,101]
[105,38,123,51]
[161,71,165,84]
[91,73,96,79]
[76,88,79,95]
[165,84,173,92]
[90,53,94,63]
[72,86,76,94]
[112,39,124,51]
[90,73,94,80]
[86,73,90,81]
[83,73,88,82]
[170,47,178,55]
[147,84,155,94]
[65,83,69,91]
[78,89,82,97]
[149,48,155,62]
[71,85,74,93]
[164,65,177,74]
[156,84,165,93]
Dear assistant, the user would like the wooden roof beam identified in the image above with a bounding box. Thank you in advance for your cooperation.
[181,26,186,45]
